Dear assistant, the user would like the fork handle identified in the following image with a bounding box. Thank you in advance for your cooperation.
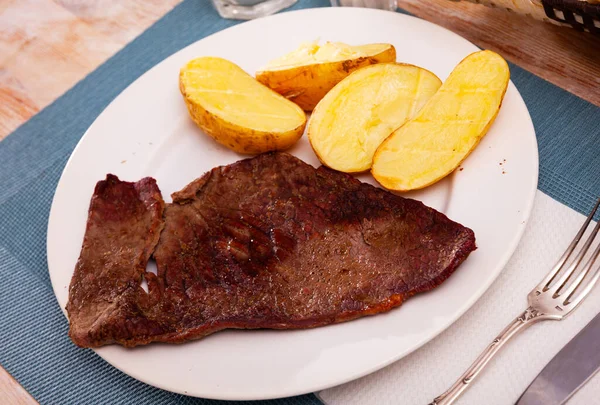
[430,306,545,405]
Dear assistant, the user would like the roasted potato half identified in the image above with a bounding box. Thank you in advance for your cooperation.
[372,50,510,191]
[256,42,396,111]
[180,57,306,154]
[307,63,442,173]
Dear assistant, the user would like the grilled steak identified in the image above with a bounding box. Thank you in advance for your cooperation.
[67,175,165,347]
[67,152,476,348]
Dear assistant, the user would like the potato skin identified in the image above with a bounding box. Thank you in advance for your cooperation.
[181,97,306,155]
[256,46,396,111]
[179,57,306,155]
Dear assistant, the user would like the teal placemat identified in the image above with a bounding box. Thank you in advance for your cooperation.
[0,0,598,404]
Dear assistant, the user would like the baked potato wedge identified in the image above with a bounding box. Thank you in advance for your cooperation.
[180,57,306,154]
[307,63,442,173]
[372,50,510,191]
[256,42,396,111]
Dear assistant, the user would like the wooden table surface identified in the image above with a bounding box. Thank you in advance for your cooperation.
[1,0,599,402]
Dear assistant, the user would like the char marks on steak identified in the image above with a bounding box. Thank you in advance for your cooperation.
[67,152,476,348]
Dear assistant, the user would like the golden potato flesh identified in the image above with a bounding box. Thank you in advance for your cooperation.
[256,42,396,111]
[180,57,306,154]
[307,63,442,173]
[372,50,510,191]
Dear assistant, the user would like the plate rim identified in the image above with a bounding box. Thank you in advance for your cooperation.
[47,6,539,400]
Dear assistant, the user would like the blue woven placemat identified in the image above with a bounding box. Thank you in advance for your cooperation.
[0,0,598,404]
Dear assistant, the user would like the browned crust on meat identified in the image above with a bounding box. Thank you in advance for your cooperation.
[66,175,165,347]
[67,153,476,348]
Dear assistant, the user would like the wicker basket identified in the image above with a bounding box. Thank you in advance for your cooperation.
[464,0,600,34]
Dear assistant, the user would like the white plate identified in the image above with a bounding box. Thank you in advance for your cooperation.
[47,7,538,401]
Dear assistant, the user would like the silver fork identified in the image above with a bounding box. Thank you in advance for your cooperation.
[431,197,600,405]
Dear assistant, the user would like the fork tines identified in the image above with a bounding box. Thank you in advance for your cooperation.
[536,198,600,307]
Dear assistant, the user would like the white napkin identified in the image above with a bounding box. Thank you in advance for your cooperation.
[319,192,600,405]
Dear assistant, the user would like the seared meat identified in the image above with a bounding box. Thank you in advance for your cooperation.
[67,175,165,347]
[67,152,475,348]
